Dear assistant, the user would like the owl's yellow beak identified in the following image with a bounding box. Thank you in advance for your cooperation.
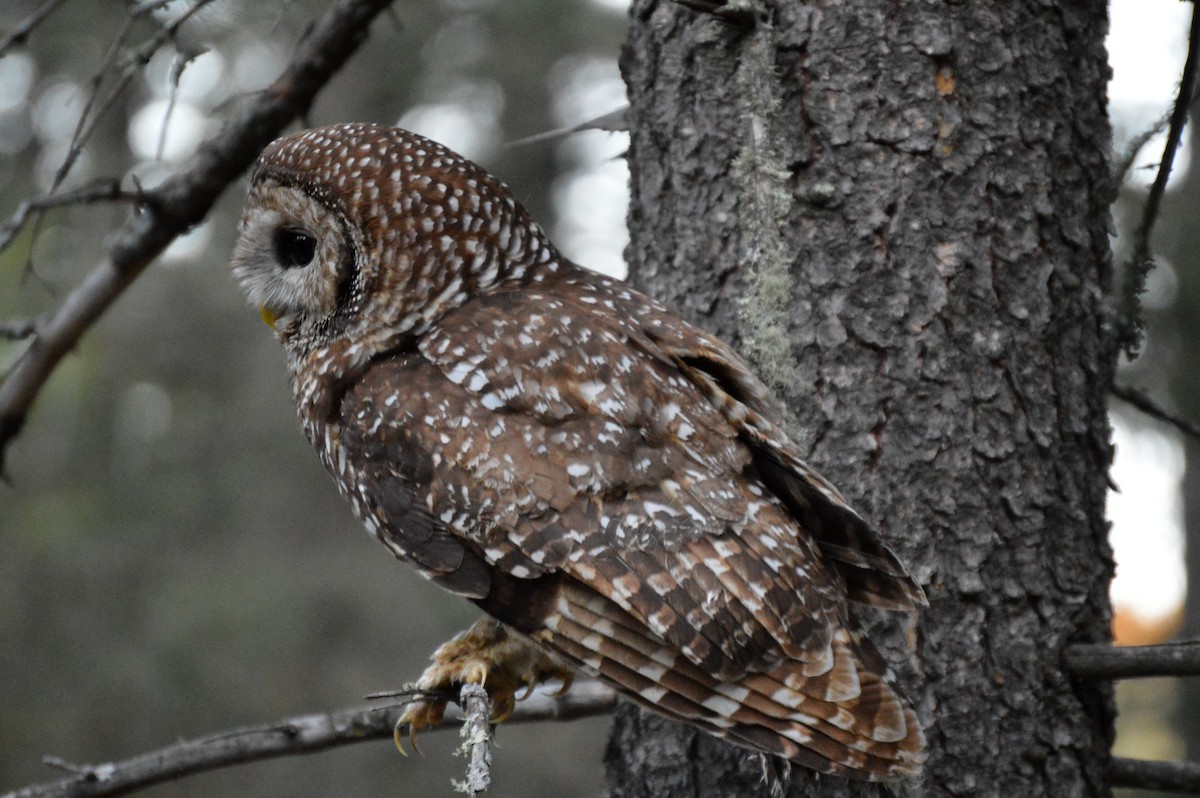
[259,305,280,328]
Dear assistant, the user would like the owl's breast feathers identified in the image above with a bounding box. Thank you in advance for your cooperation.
[296,263,925,777]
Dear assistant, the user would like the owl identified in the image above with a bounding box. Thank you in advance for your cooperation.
[230,123,926,780]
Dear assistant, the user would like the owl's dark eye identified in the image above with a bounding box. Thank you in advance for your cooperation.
[275,228,316,268]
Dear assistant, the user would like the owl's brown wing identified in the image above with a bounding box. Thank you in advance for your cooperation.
[337,270,923,776]
[340,308,837,676]
[633,316,927,613]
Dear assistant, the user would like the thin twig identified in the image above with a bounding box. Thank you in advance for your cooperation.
[0,0,397,473]
[505,106,629,148]
[1,681,616,798]
[456,683,493,796]
[0,320,37,341]
[1112,108,1175,189]
[0,180,140,261]
[48,11,137,196]
[156,46,207,161]
[0,0,71,57]
[1064,639,1200,680]
[1111,384,1200,443]
[128,1,179,15]
[1114,2,1200,357]
[1110,757,1200,794]
[50,0,218,194]
[268,0,303,36]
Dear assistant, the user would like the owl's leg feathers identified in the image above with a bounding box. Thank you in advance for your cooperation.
[396,617,575,746]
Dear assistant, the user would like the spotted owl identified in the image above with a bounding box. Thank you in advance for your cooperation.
[230,122,926,780]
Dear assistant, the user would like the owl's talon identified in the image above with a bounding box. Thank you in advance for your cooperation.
[549,671,575,697]
[393,722,409,757]
[394,723,425,757]
[492,693,515,723]
[396,617,575,743]
[408,726,424,757]
[467,662,489,688]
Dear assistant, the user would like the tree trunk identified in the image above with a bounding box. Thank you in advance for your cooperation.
[609,2,1116,797]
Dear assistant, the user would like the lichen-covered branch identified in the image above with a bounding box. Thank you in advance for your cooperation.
[1,681,616,798]
[454,683,493,796]
[0,0,396,473]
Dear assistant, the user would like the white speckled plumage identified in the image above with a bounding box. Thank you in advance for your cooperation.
[230,123,925,780]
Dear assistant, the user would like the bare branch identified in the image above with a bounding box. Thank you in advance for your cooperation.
[0,180,140,261]
[1111,384,1200,443]
[0,0,398,472]
[0,0,71,57]
[505,106,629,148]
[455,683,493,796]
[128,1,179,15]
[1110,757,1200,794]
[50,0,218,194]
[2,681,616,798]
[48,11,137,196]
[1112,108,1174,189]
[1114,2,1200,357]
[156,46,208,161]
[0,320,36,341]
[1064,639,1200,680]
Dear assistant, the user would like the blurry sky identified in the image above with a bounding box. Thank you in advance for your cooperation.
[1105,0,1192,631]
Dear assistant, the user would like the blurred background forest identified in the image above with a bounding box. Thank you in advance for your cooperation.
[0,1,1196,796]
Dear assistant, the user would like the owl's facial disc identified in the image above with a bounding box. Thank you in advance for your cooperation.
[231,182,354,337]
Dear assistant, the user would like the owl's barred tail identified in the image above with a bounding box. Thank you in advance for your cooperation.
[543,582,925,781]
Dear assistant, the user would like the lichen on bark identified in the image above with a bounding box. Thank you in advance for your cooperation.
[730,18,802,399]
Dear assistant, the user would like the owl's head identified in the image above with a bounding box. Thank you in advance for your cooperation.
[231,123,556,357]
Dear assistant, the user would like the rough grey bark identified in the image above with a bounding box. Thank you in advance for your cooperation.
[610,2,1115,797]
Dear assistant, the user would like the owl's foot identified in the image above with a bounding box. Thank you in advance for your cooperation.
[395,617,574,752]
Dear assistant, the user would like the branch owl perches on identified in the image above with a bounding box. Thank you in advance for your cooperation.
[229,123,926,780]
